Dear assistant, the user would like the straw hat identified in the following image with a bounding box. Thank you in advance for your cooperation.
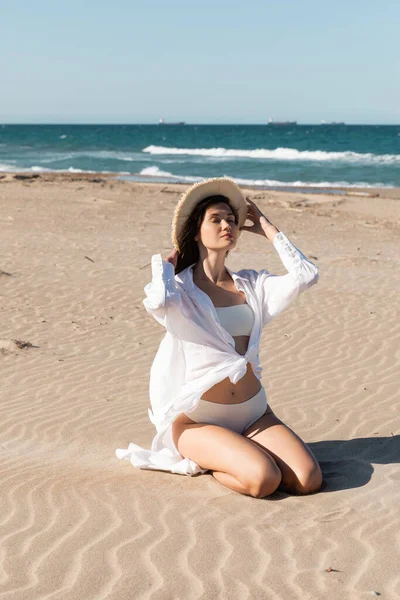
[171,177,248,252]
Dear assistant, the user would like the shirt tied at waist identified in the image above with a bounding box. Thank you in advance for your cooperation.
[149,346,261,431]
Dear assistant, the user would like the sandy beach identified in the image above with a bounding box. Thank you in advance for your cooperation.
[1,172,399,599]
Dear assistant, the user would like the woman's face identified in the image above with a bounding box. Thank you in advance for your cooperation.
[194,202,239,252]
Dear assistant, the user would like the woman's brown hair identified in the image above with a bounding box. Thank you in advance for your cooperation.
[175,195,239,275]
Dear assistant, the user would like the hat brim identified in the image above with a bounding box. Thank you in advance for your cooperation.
[171,178,248,251]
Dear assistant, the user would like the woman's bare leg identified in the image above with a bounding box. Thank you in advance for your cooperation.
[172,418,282,498]
[243,409,323,495]
[211,470,270,496]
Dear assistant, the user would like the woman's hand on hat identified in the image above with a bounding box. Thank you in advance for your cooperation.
[239,197,277,239]
[240,197,266,236]
[164,248,179,269]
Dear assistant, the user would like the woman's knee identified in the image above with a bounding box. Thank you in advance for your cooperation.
[293,462,323,495]
[244,460,282,499]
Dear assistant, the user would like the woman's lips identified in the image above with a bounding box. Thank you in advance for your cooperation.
[221,233,233,238]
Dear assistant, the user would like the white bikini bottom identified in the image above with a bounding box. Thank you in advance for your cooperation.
[183,386,268,434]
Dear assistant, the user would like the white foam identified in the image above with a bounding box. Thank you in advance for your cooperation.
[31,166,53,172]
[0,163,16,172]
[30,166,85,173]
[231,176,392,188]
[140,166,171,177]
[138,166,393,189]
[77,150,140,161]
[0,165,111,174]
[139,166,199,181]
[39,150,142,163]
[142,145,400,165]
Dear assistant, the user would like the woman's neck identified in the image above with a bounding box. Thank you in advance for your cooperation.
[193,258,229,285]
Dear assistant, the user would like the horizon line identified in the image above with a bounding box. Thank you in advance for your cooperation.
[1,122,400,126]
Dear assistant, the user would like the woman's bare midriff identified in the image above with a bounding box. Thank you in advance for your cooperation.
[176,276,261,426]
[178,334,261,426]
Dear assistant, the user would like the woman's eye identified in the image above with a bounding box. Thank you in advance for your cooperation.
[210,218,235,225]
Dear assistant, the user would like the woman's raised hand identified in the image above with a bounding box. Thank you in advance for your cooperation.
[164,248,179,269]
[240,197,279,240]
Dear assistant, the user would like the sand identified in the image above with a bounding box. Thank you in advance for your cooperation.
[1,172,399,599]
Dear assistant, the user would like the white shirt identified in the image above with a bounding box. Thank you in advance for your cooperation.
[115,231,319,476]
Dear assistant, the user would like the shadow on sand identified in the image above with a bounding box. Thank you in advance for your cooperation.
[269,434,400,499]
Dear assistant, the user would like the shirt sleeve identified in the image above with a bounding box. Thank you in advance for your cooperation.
[142,254,182,328]
[254,231,319,326]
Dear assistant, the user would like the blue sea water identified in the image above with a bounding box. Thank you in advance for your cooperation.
[1,124,399,189]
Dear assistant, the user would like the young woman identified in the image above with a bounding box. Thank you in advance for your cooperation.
[116,177,322,499]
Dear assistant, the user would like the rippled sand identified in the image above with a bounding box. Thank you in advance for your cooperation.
[1,173,399,599]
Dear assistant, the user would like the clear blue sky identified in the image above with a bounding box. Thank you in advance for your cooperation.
[1,0,399,124]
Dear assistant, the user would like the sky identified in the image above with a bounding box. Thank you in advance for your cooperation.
[1,0,399,124]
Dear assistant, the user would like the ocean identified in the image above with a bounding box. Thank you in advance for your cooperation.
[1,124,399,190]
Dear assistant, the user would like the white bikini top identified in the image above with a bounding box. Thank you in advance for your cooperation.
[214,304,254,337]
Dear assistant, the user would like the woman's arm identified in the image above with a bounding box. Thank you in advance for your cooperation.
[255,225,319,325]
[143,252,182,328]
[241,200,319,325]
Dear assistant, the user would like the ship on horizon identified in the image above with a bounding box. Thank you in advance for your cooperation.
[158,118,186,126]
[267,118,297,126]
[320,120,345,125]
